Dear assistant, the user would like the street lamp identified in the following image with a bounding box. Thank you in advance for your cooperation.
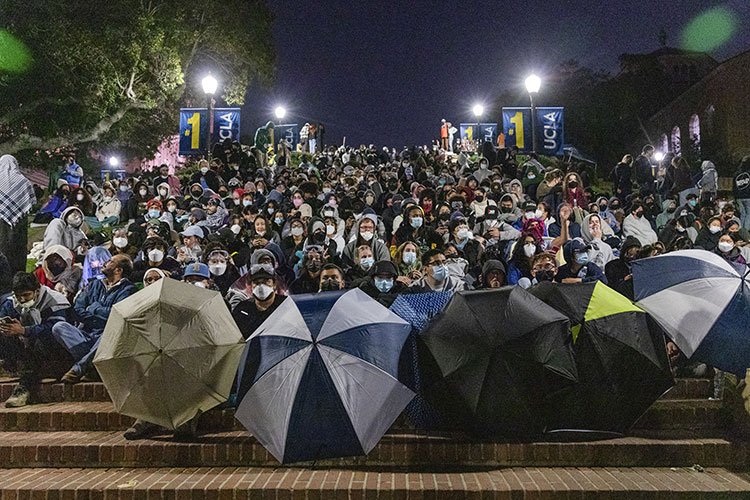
[525,74,541,153]
[202,74,218,159]
[472,103,484,148]
[108,156,120,167]
[274,106,287,120]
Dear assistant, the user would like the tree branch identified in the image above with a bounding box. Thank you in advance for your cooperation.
[0,100,153,155]
[0,97,81,126]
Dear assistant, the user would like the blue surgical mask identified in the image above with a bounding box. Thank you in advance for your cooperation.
[575,253,589,265]
[374,277,394,293]
[148,209,160,219]
[410,217,423,229]
[432,264,447,282]
[360,257,374,270]
[402,251,417,265]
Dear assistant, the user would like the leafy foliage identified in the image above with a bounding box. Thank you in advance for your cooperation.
[0,0,274,167]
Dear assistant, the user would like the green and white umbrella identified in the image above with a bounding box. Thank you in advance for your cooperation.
[94,278,244,430]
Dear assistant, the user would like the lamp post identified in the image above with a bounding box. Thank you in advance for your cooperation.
[472,103,484,150]
[201,74,218,159]
[108,156,120,168]
[274,106,286,120]
[525,74,541,153]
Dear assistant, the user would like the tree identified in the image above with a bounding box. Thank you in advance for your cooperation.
[0,0,274,166]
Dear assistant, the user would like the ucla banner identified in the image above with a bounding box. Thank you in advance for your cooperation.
[179,108,241,156]
[274,123,299,148]
[502,107,564,156]
[459,123,497,143]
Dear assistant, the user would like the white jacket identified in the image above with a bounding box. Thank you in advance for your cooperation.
[622,213,658,245]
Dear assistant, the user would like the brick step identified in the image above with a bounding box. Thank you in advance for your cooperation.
[0,431,745,468]
[0,377,712,403]
[0,398,725,435]
[1,466,749,499]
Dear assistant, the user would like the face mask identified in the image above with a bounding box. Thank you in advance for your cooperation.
[689,200,698,207]
[323,187,332,194]
[500,207,512,214]
[200,167,209,174]
[291,227,304,237]
[439,212,451,221]
[534,209,544,219]
[666,205,677,213]
[120,185,129,192]
[523,243,536,258]
[568,181,578,189]
[274,217,284,226]
[67,214,83,227]
[403,251,417,265]
[139,189,148,197]
[611,203,620,210]
[634,211,643,219]
[209,263,227,276]
[148,209,160,219]
[326,224,336,235]
[718,241,734,253]
[233,199,241,206]
[267,207,275,215]
[598,204,608,212]
[242,199,252,207]
[76,193,84,201]
[457,228,471,240]
[360,230,374,241]
[18,297,36,309]
[536,269,555,282]
[167,205,177,213]
[253,283,274,301]
[113,237,128,249]
[365,196,375,205]
[479,162,488,170]
[525,211,535,219]
[192,191,202,198]
[47,260,67,277]
[230,224,242,235]
[292,198,303,208]
[320,278,340,291]
[431,264,447,283]
[148,249,164,262]
[676,225,686,233]
[193,281,207,288]
[359,257,374,270]
[374,277,394,293]
[709,225,721,234]
[159,189,168,197]
[575,253,589,265]
[410,217,423,229]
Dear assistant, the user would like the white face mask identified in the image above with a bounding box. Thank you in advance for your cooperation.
[326,224,336,235]
[709,225,722,234]
[76,193,84,201]
[534,209,544,219]
[200,167,209,174]
[139,189,148,197]
[523,243,536,258]
[148,249,164,262]
[230,224,242,235]
[718,241,734,253]
[291,227,304,237]
[167,205,177,213]
[120,185,129,192]
[193,281,207,288]
[159,189,168,197]
[525,211,535,219]
[360,230,374,241]
[209,263,227,276]
[457,228,471,240]
[113,237,128,249]
[253,283,274,301]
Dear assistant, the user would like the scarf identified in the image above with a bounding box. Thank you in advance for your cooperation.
[0,155,36,226]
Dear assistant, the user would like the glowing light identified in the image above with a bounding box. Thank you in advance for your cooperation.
[472,104,484,117]
[525,74,541,94]
[108,156,120,167]
[274,106,287,120]
[681,7,738,52]
[653,152,665,162]
[201,75,218,95]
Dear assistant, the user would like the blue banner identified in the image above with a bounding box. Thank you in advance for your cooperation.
[502,107,565,156]
[179,108,241,156]
[458,123,497,143]
[274,123,299,148]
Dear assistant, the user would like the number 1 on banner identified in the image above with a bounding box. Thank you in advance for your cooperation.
[186,112,201,150]
[510,112,524,149]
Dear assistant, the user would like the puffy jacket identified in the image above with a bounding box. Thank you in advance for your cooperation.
[73,278,136,334]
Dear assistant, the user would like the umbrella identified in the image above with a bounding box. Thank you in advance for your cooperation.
[633,249,750,376]
[529,281,673,436]
[234,288,414,464]
[93,278,245,430]
[420,287,577,439]
[389,292,453,429]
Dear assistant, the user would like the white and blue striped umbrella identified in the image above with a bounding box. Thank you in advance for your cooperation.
[234,288,414,464]
[633,249,750,376]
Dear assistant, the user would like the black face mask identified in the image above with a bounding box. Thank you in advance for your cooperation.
[312,231,326,244]
[320,278,341,291]
[567,181,578,189]
[536,270,555,282]
[475,195,484,203]
[306,261,322,273]
[438,212,450,221]
[599,204,608,212]
[500,207,512,214]
[47,261,67,277]
[191,190,202,198]
[611,203,620,210]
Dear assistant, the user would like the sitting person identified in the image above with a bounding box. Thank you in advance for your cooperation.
[231,264,285,339]
[0,272,71,407]
[478,259,507,289]
[358,260,410,307]
[555,238,607,284]
[51,255,136,383]
[409,248,468,292]
[131,237,183,283]
[42,207,86,251]
[318,263,347,292]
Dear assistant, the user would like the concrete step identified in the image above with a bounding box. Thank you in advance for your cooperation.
[0,377,712,404]
[1,466,749,499]
[0,398,725,435]
[0,430,745,468]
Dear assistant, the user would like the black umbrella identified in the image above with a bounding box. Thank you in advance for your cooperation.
[529,281,674,437]
[419,287,577,439]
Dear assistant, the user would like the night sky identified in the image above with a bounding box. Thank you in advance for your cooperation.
[240,0,750,147]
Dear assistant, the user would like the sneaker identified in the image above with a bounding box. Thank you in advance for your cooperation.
[123,419,160,440]
[61,368,82,385]
[5,384,31,408]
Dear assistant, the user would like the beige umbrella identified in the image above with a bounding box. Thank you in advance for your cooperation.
[93,278,244,430]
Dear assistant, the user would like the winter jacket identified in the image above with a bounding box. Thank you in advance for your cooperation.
[733,159,750,200]
[73,278,136,334]
[0,285,70,340]
[697,161,718,194]
[95,197,121,221]
[42,207,86,250]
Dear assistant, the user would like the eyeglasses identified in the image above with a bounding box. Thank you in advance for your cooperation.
[250,263,274,275]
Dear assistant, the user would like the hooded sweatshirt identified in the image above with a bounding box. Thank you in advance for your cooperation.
[0,285,70,340]
[43,207,86,251]
[580,213,615,269]
[697,160,718,193]
[655,199,678,232]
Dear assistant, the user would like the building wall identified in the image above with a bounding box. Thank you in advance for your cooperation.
[646,50,750,172]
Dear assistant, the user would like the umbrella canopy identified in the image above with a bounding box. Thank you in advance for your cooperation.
[530,281,673,435]
[234,288,414,464]
[420,286,577,439]
[634,249,750,376]
[93,278,245,430]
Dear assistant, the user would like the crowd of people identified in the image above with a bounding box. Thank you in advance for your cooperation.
[1,140,749,435]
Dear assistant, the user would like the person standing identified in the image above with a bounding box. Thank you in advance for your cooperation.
[440,119,449,150]
[633,145,655,195]
[0,155,36,276]
[612,154,633,202]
